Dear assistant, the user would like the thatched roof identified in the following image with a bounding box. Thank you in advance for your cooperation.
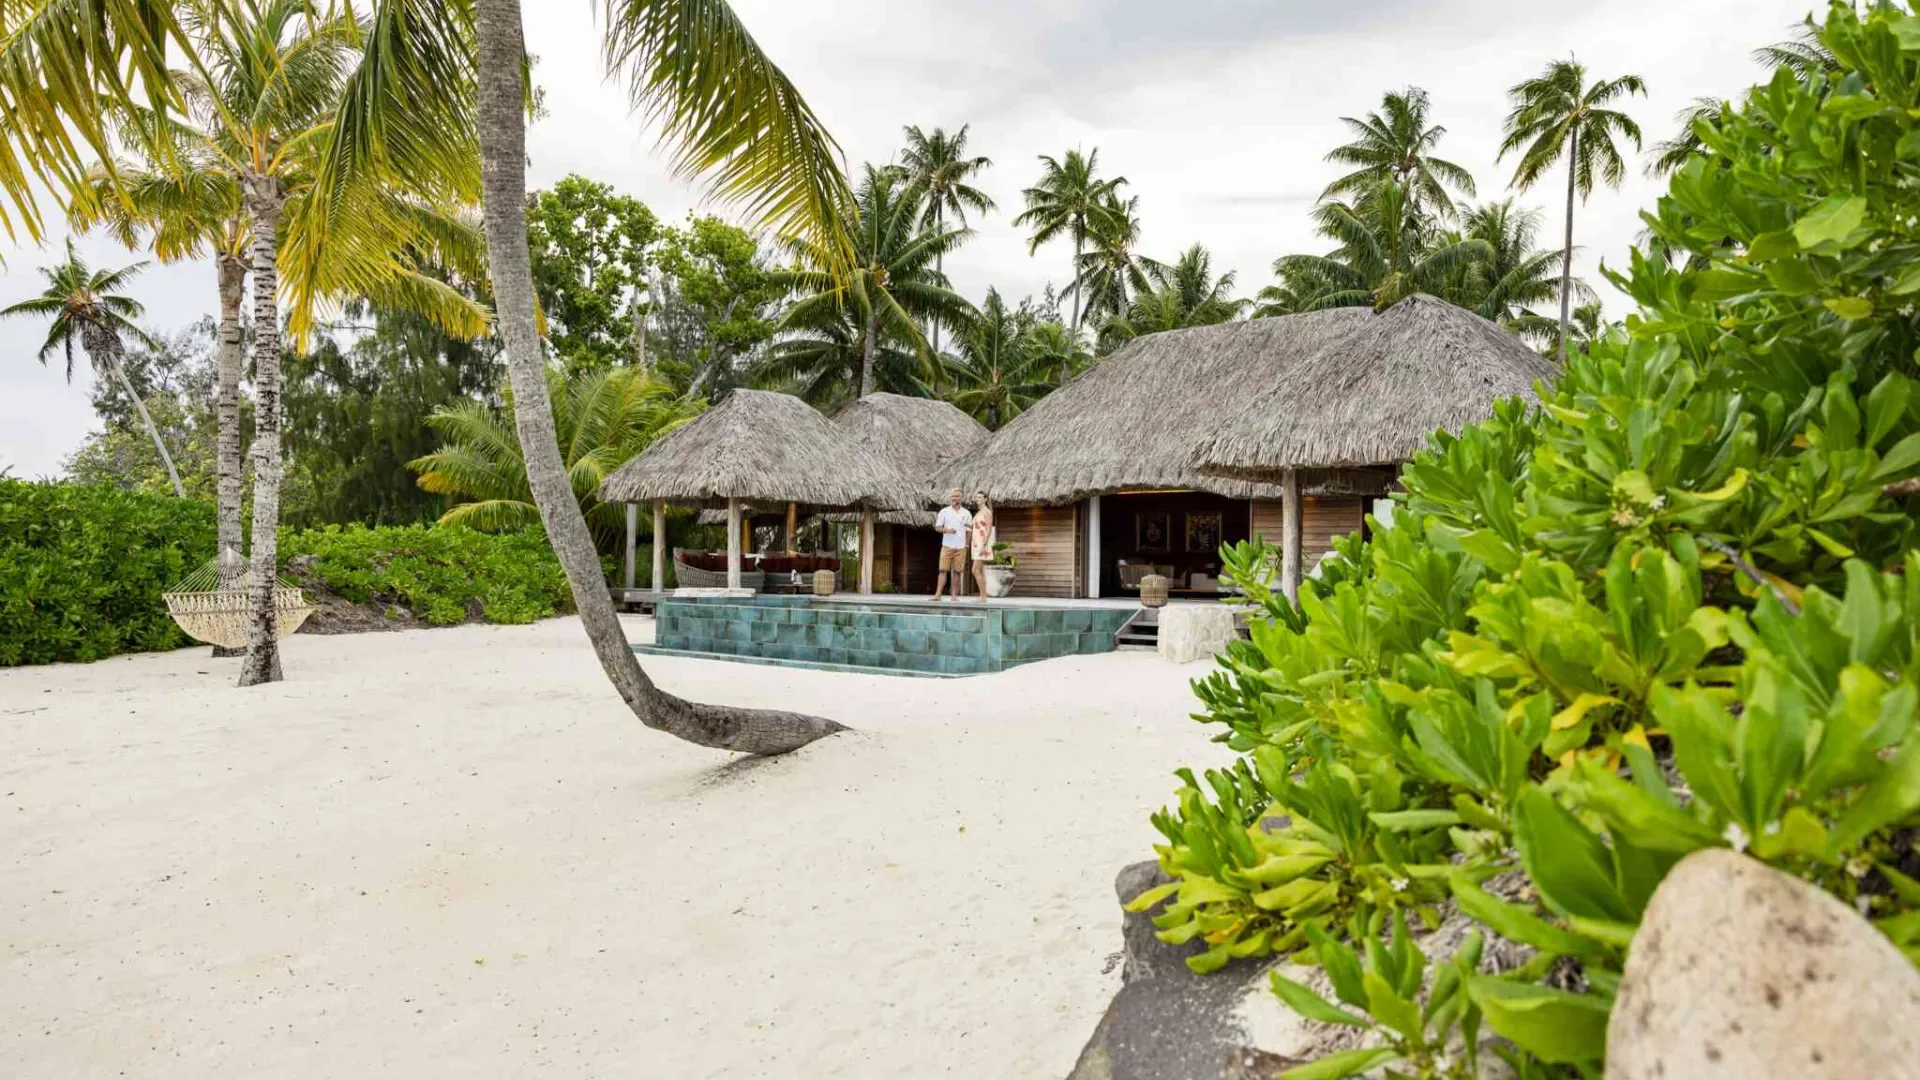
[599,389,928,510]
[1191,295,1558,479]
[936,296,1552,505]
[833,393,989,485]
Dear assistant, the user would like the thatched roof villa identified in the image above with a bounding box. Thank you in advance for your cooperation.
[937,295,1555,600]
[828,393,990,593]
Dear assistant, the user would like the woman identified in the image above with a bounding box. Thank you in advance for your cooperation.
[968,490,995,603]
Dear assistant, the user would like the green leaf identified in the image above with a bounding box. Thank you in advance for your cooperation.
[1368,809,1464,832]
[1271,971,1369,1028]
[1450,875,1603,959]
[1793,194,1868,251]
[1828,734,1920,857]
[1363,971,1425,1042]
[1466,976,1610,1065]
[1279,1047,1403,1080]
[1122,882,1180,912]
[1825,296,1875,321]
[1512,788,1637,923]
[1305,922,1369,1009]
[1570,757,1723,853]
[1746,230,1799,262]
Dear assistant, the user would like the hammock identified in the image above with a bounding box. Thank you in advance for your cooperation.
[163,551,313,649]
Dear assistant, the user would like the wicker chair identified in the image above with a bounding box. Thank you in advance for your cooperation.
[1117,561,1175,591]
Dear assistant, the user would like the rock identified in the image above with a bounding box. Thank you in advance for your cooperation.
[1157,605,1239,665]
[1065,862,1275,1080]
[1607,848,1920,1080]
[1219,1047,1300,1080]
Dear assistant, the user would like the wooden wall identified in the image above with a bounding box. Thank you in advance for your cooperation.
[1000,504,1081,598]
[1250,497,1366,571]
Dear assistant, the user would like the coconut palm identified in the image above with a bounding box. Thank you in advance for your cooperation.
[410,366,700,542]
[1324,87,1476,221]
[1273,181,1491,313]
[72,149,251,568]
[1451,199,1586,344]
[895,124,993,356]
[1099,244,1247,348]
[942,289,1057,429]
[4,0,862,754]
[1074,192,1156,327]
[2,243,181,496]
[763,164,972,400]
[1013,148,1123,353]
[1498,57,1646,359]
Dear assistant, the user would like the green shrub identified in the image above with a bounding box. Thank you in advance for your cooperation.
[1148,6,1920,1076]
[0,479,215,665]
[280,523,574,626]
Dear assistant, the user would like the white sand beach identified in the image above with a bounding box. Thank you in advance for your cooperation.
[1,617,1229,1079]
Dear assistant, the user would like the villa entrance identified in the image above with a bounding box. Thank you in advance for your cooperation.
[1095,490,1252,599]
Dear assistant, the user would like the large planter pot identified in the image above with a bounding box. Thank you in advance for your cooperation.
[984,564,1016,598]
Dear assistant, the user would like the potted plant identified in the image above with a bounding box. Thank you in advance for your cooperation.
[983,542,1017,598]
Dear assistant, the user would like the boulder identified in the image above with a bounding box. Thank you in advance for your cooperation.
[1607,848,1920,1080]
[1158,605,1239,665]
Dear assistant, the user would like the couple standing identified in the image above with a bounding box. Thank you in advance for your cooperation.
[932,488,993,602]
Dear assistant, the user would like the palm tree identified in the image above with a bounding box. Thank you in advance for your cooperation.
[1272,181,1491,313]
[72,137,252,575]
[2,243,182,497]
[1013,148,1123,364]
[764,164,972,400]
[1074,192,1156,327]
[1100,244,1247,348]
[1498,57,1646,359]
[4,0,862,754]
[895,124,993,356]
[942,289,1057,429]
[1648,25,1836,177]
[410,366,700,543]
[1452,199,1585,344]
[1324,87,1476,221]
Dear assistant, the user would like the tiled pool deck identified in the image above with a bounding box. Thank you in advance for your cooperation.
[645,594,1138,676]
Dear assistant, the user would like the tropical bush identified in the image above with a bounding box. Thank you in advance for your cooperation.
[1140,6,1920,1076]
[280,524,574,627]
[0,479,215,666]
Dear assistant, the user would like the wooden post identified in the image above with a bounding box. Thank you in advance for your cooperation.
[651,499,666,594]
[786,501,798,555]
[623,502,637,591]
[1280,468,1303,603]
[1085,494,1102,599]
[726,497,743,591]
[741,513,753,557]
[858,508,875,594]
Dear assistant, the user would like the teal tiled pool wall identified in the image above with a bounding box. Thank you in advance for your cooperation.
[652,595,1134,675]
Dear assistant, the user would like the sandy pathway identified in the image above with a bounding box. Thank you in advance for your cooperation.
[1,616,1229,1079]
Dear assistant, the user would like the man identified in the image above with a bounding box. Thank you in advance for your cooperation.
[932,488,972,601]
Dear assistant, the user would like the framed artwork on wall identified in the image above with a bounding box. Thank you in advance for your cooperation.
[1186,512,1222,555]
[1136,512,1172,553]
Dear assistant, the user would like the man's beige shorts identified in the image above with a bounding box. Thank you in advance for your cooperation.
[939,547,968,572]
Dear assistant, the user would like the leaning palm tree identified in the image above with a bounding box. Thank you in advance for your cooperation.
[3,0,863,755]
[1013,148,1123,352]
[411,366,700,543]
[1498,57,1645,359]
[2,243,182,496]
[895,124,993,356]
[1323,87,1476,221]
[767,164,973,399]
[942,289,1057,429]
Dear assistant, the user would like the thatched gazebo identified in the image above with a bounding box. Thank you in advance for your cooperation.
[600,389,927,593]
[937,296,1554,601]
[822,395,990,590]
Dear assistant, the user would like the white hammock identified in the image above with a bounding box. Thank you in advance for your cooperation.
[163,551,313,649]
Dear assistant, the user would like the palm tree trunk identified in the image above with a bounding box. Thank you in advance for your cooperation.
[238,183,287,687]
[89,325,184,498]
[860,313,877,397]
[215,254,246,576]
[473,0,844,755]
[1557,131,1577,362]
[931,205,943,359]
[1067,231,1083,385]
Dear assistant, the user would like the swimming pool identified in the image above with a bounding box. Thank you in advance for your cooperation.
[643,594,1136,676]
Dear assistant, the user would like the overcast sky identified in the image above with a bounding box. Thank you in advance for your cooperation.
[1,0,1818,479]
